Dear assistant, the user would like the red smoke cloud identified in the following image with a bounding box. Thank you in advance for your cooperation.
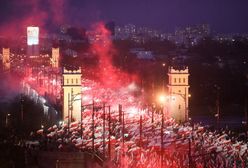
[0,10,47,39]
[0,0,67,38]
[89,22,138,88]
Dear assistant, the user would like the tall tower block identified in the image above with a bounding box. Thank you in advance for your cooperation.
[62,67,82,121]
[27,26,39,58]
[2,48,10,71]
[51,48,59,68]
[167,66,190,122]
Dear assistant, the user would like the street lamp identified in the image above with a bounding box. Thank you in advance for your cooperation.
[157,93,166,168]
[108,105,111,160]
[20,94,24,122]
[92,101,95,151]
[139,109,144,148]
[162,63,166,92]
[157,93,169,118]
[152,103,155,124]
[138,109,144,166]
[215,86,220,129]
[158,94,166,104]
[82,102,109,155]
[5,113,11,127]
[81,103,94,141]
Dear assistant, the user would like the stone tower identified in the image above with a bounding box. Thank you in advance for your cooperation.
[51,48,59,68]
[167,66,190,122]
[2,48,10,71]
[62,67,82,122]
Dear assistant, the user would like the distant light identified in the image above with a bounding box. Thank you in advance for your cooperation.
[214,113,219,117]
[27,27,39,45]
[59,121,63,125]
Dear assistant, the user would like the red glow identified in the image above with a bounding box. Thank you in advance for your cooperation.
[89,22,138,89]
[0,0,66,38]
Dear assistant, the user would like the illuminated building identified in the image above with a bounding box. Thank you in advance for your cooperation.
[51,48,59,68]
[62,67,82,122]
[114,24,164,43]
[27,26,40,58]
[175,24,210,46]
[167,66,190,122]
[2,48,10,71]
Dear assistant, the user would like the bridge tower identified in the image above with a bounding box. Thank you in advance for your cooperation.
[51,48,59,68]
[2,48,10,71]
[167,66,190,122]
[62,67,82,122]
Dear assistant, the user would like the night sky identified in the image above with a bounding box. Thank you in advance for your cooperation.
[0,0,248,33]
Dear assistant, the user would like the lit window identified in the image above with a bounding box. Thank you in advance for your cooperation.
[179,78,181,83]
[183,78,186,83]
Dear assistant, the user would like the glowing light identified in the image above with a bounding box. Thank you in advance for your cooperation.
[40,97,46,104]
[52,79,56,85]
[127,107,139,117]
[158,94,166,104]
[59,121,63,126]
[27,27,39,45]
[127,82,138,91]
[82,95,90,101]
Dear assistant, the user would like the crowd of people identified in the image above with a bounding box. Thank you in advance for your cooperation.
[35,106,248,168]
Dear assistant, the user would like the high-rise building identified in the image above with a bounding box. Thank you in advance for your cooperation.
[2,48,10,71]
[167,66,190,122]
[62,67,82,122]
[27,26,40,58]
[175,24,210,46]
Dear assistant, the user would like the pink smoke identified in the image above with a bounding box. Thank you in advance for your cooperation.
[89,22,138,89]
[0,0,67,38]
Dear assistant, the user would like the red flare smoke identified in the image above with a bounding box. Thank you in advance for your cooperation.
[89,22,138,88]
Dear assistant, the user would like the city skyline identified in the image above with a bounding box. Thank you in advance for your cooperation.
[0,0,248,35]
